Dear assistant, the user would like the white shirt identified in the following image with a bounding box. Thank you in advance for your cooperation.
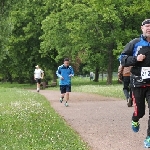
[34,69,44,79]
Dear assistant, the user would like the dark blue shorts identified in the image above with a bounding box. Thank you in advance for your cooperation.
[60,85,71,94]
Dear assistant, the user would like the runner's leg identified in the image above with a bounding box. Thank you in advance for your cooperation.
[146,87,150,136]
[132,87,146,122]
[60,85,66,102]
[65,85,71,106]
[123,76,130,101]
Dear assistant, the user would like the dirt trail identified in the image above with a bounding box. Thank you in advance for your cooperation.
[31,90,148,150]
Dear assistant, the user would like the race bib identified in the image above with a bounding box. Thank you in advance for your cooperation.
[141,67,150,79]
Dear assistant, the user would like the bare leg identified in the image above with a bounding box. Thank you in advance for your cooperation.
[38,83,40,89]
[36,83,38,90]
[64,92,69,107]
[61,93,65,98]
[59,93,65,103]
[37,83,40,91]
[66,92,69,102]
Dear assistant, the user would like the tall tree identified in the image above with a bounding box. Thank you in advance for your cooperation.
[8,0,51,83]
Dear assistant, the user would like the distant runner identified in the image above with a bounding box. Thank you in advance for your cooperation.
[34,65,44,92]
[56,58,74,107]
[118,65,132,107]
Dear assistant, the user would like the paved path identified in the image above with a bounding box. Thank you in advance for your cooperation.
[32,90,148,150]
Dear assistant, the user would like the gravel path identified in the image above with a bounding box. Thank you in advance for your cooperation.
[33,90,148,150]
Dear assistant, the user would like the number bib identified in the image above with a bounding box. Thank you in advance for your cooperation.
[141,67,150,79]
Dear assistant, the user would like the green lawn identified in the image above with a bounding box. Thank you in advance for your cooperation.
[0,77,124,149]
[0,77,124,99]
[0,82,36,89]
[49,77,125,99]
[72,84,124,99]
[0,88,89,150]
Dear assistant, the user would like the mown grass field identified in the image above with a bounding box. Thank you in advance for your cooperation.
[0,88,89,150]
[0,77,124,149]
[49,77,125,99]
[0,77,124,99]
[0,82,35,89]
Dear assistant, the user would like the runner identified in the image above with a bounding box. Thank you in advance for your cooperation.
[56,58,74,107]
[119,19,150,148]
[34,65,44,92]
[118,65,132,107]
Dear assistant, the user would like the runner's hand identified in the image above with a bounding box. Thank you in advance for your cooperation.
[69,74,73,77]
[60,76,64,80]
[137,54,146,61]
[118,78,122,82]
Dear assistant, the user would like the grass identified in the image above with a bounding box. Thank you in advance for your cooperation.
[72,84,124,99]
[71,76,119,85]
[48,77,125,99]
[0,82,35,89]
[0,88,89,150]
[0,76,125,99]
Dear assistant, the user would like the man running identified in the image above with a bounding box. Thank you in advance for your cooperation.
[118,65,132,107]
[119,19,150,148]
[34,65,44,92]
[56,58,74,107]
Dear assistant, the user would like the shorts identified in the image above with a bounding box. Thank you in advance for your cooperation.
[60,85,71,94]
[35,78,41,84]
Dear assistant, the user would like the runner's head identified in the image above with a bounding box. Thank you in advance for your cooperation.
[141,19,150,38]
[64,58,70,67]
[35,65,39,69]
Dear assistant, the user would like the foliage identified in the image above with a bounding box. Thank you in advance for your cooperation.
[0,0,150,83]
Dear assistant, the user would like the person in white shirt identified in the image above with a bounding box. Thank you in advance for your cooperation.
[34,65,44,92]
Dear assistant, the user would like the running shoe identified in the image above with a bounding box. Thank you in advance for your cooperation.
[144,136,150,148]
[60,98,63,103]
[132,121,140,132]
[127,98,132,107]
[65,102,68,107]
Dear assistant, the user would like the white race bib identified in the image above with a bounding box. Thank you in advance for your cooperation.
[141,67,150,79]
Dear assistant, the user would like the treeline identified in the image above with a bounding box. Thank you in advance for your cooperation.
[0,0,149,84]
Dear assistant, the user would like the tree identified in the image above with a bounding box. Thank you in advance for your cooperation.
[7,0,51,83]
[1,0,150,84]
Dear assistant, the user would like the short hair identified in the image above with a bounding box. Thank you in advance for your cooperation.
[64,58,69,62]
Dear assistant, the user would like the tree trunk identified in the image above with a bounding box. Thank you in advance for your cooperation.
[101,69,104,81]
[52,70,57,82]
[30,75,35,84]
[93,67,99,82]
[7,72,13,84]
[18,77,24,84]
[107,44,114,84]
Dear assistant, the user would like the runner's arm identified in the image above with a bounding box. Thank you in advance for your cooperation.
[120,42,137,67]
[56,67,63,78]
[118,65,123,80]
[41,70,44,79]
[69,67,74,77]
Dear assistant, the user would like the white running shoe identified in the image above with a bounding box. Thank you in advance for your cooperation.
[65,102,68,107]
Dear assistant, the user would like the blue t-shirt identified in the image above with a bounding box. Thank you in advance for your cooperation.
[56,65,74,85]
